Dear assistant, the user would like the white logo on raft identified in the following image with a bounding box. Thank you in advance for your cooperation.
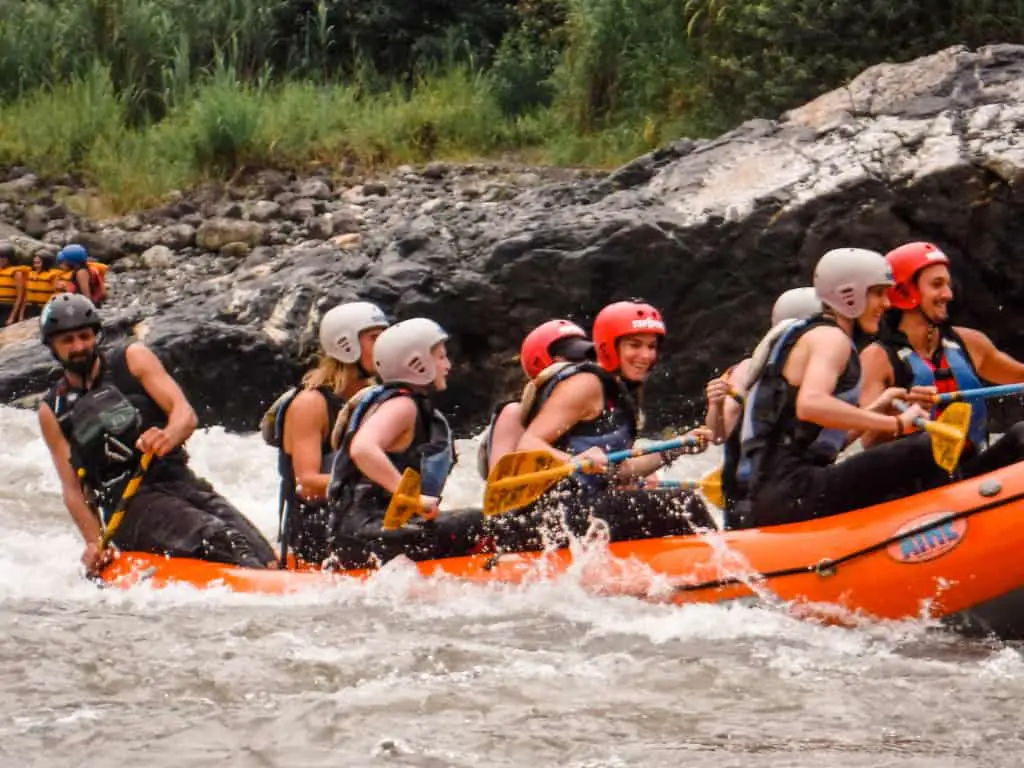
[631,318,665,331]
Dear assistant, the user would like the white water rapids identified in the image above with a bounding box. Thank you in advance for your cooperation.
[1,405,1023,767]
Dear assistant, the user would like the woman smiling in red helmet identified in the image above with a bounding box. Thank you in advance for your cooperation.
[497,300,712,548]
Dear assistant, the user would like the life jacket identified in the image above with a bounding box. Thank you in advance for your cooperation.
[476,399,517,481]
[719,319,805,502]
[521,361,640,493]
[0,264,29,303]
[268,384,345,556]
[42,344,186,519]
[24,269,64,307]
[329,384,455,516]
[725,316,861,522]
[880,325,988,448]
[62,262,107,306]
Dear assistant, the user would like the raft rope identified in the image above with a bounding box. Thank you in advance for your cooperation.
[671,489,1024,594]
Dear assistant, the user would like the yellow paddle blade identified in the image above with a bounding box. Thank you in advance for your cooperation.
[487,450,563,484]
[927,402,971,473]
[483,451,575,517]
[382,469,423,530]
[699,467,725,509]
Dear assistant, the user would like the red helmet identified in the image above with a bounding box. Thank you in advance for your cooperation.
[885,242,950,310]
[519,319,588,378]
[593,301,666,372]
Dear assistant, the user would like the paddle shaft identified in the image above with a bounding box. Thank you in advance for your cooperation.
[893,400,962,441]
[518,435,703,486]
[98,452,154,551]
[595,435,705,470]
[935,383,1024,404]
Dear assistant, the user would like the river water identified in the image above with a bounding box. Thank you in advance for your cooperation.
[1,405,1022,767]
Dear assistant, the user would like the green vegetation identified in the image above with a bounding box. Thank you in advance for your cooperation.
[1,0,1021,210]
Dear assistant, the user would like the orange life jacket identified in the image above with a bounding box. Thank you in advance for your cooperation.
[0,265,29,303]
[25,268,64,306]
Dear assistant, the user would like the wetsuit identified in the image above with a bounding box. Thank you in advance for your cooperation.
[326,384,486,569]
[275,386,345,566]
[490,362,714,551]
[44,345,275,567]
[878,322,1024,479]
[727,316,951,529]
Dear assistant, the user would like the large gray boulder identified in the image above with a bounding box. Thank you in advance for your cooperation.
[3,45,1024,434]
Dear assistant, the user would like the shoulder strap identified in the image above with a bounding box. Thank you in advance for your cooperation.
[330,384,413,452]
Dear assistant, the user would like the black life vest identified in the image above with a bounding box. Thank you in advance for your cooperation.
[42,344,185,517]
[522,361,640,493]
[327,384,455,524]
[725,316,861,523]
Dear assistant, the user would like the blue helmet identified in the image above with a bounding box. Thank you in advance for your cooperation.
[57,244,88,267]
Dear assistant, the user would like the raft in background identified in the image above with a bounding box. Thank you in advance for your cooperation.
[99,462,1024,640]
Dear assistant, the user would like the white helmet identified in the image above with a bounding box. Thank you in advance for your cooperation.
[374,318,450,386]
[771,287,822,326]
[813,248,894,319]
[319,301,389,363]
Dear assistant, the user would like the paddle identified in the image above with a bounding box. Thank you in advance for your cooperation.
[381,468,428,530]
[483,435,705,517]
[934,383,1024,405]
[643,469,725,508]
[98,452,154,551]
[893,400,971,473]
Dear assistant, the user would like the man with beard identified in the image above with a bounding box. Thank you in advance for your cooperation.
[859,242,1024,476]
[37,294,276,573]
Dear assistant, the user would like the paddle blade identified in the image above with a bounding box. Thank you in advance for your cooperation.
[699,467,725,509]
[382,469,423,530]
[487,450,562,484]
[483,450,569,517]
[926,402,970,472]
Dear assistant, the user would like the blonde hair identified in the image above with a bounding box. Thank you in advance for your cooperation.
[301,356,369,399]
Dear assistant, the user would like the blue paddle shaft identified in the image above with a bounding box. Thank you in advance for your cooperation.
[935,383,1024,404]
[605,435,699,464]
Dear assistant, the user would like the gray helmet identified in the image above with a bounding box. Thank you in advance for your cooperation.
[374,318,450,386]
[771,287,822,326]
[39,293,102,343]
[813,248,893,319]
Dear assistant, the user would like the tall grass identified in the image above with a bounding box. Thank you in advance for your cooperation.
[0,64,557,210]
[2,0,1023,210]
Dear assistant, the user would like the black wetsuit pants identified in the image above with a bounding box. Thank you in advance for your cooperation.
[282,501,332,567]
[328,507,488,570]
[743,431,952,528]
[113,468,276,568]
[488,485,716,553]
[958,422,1024,479]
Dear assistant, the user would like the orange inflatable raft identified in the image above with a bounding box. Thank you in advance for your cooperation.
[99,463,1024,637]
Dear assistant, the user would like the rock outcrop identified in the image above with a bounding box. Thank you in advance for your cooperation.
[3,44,1024,434]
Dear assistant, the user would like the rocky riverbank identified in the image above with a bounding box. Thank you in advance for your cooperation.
[3,44,1024,435]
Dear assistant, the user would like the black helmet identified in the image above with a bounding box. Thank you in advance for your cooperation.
[40,294,102,344]
[0,243,14,262]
